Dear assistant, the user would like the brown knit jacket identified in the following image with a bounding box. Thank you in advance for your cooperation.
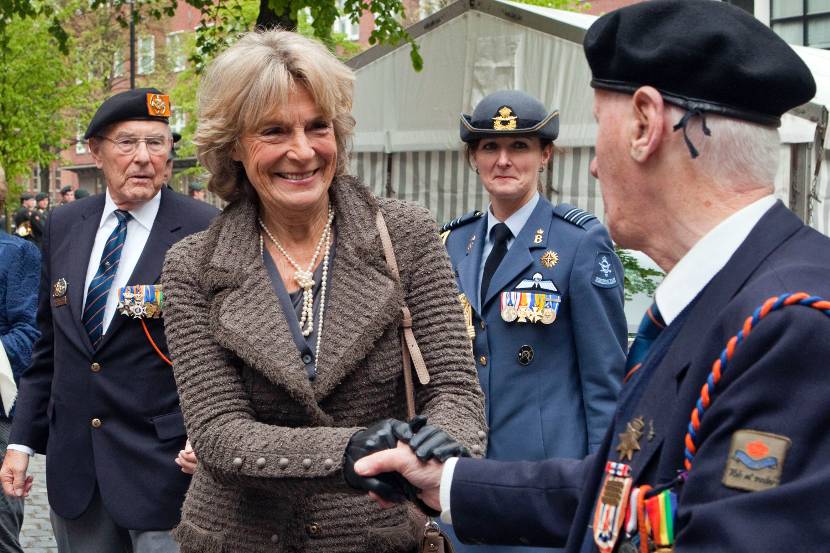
[161,176,487,553]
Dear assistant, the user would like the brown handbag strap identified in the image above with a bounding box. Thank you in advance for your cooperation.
[374,210,430,419]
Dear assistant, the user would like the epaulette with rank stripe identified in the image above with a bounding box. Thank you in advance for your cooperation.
[439,210,483,245]
[553,204,597,229]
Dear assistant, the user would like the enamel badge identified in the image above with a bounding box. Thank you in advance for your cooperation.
[146,93,171,117]
[118,285,164,319]
[594,461,633,553]
[52,278,68,306]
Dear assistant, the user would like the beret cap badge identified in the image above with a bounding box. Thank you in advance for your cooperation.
[493,106,518,131]
[146,93,171,117]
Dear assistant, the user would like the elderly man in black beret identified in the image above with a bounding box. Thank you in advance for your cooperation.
[0,87,218,553]
[353,1,830,551]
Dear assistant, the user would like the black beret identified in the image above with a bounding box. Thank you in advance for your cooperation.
[20,193,34,201]
[84,87,171,139]
[584,0,816,127]
[460,90,559,143]
[35,193,48,201]
[60,185,73,195]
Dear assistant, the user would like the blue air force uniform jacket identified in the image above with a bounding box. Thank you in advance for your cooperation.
[443,196,627,462]
[447,202,830,552]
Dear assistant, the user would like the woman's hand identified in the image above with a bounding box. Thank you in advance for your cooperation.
[175,440,198,475]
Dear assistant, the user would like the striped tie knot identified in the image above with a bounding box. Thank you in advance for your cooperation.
[624,303,666,382]
[83,209,132,348]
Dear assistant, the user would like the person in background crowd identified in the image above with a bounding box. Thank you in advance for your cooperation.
[29,193,50,248]
[161,29,485,553]
[354,2,830,552]
[439,89,626,553]
[12,194,37,244]
[186,182,206,201]
[0,164,40,553]
[59,186,75,205]
[73,188,90,200]
[0,87,218,553]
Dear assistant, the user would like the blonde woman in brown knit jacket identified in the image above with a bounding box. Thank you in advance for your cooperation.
[160,30,486,553]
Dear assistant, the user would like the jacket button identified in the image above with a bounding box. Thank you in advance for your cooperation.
[478,355,487,366]
[232,457,243,468]
[471,445,482,455]
[91,418,102,428]
[306,522,321,536]
[302,458,312,469]
[278,458,289,469]
[270,534,279,543]
[90,362,101,372]
[479,320,486,330]
[477,430,487,440]
[323,458,334,469]
[256,457,266,469]
[301,353,313,364]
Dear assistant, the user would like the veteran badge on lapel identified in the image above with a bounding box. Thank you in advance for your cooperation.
[117,285,164,319]
[52,278,68,307]
[500,272,561,324]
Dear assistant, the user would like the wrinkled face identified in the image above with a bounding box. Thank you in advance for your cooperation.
[90,120,170,210]
[233,86,337,215]
[472,136,551,207]
[590,91,639,247]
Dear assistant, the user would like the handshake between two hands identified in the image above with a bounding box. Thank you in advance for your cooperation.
[343,416,469,515]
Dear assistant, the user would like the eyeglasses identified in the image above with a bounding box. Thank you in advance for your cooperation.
[97,135,169,156]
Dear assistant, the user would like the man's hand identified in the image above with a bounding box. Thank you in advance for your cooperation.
[1,450,33,498]
[175,440,197,475]
[343,418,413,500]
[354,441,444,512]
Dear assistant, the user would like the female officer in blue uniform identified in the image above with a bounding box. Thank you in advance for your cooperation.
[440,90,627,552]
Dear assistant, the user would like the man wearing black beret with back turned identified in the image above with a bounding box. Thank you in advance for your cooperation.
[354,1,830,551]
[0,87,218,553]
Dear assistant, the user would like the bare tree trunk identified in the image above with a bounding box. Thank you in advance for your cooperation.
[256,0,296,31]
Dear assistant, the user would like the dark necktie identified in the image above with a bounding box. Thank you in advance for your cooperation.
[624,302,666,381]
[480,222,512,306]
[83,209,132,348]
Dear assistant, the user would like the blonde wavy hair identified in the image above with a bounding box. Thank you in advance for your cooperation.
[194,30,356,203]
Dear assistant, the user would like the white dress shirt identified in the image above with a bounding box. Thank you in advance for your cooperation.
[7,189,161,457]
[82,189,161,334]
[438,194,778,523]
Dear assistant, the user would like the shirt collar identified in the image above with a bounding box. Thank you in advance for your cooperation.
[102,188,162,232]
[655,194,777,325]
[486,193,540,240]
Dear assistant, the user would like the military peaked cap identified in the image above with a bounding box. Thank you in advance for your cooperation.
[584,0,816,127]
[84,87,172,139]
[461,90,559,142]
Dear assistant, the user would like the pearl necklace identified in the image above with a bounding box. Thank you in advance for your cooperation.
[258,204,334,338]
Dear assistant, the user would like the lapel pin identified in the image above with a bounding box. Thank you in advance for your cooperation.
[541,250,559,268]
[52,278,68,306]
[616,416,645,462]
[533,228,544,244]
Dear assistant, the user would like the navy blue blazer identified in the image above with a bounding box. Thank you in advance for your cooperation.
[449,202,830,551]
[0,231,40,413]
[10,188,218,530]
[444,197,626,462]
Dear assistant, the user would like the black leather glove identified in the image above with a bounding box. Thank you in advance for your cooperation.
[343,418,413,501]
[407,416,471,462]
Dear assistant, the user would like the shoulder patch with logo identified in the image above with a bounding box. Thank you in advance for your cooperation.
[592,251,619,288]
[722,430,791,492]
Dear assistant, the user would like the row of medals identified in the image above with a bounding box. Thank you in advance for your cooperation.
[500,303,556,324]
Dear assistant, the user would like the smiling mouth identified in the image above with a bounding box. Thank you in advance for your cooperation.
[277,169,317,181]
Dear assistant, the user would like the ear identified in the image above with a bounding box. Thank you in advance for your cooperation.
[541,142,553,165]
[88,138,105,169]
[629,86,665,163]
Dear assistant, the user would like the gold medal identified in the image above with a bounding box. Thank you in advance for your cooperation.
[501,305,518,322]
[541,307,556,324]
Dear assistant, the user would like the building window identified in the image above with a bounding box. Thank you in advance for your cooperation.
[137,35,155,74]
[113,48,124,78]
[332,0,360,41]
[771,0,830,48]
[76,122,87,154]
[167,32,186,72]
[170,110,186,134]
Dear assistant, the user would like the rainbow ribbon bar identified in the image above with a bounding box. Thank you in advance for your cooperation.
[645,490,677,546]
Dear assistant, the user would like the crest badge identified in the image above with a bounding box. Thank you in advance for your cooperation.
[592,251,619,288]
[146,93,171,117]
[540,250,559,268]
[722,430,790,492]
[492,106,518,130]
[52,278,68,306]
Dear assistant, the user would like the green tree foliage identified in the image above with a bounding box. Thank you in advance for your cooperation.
[0,13,80,198]
[616,247,663,302]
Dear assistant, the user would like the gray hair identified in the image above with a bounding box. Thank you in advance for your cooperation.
[666,105,779,190]
[194,30,356,203]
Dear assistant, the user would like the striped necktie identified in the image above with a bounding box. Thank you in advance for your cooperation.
[624,302,666,382]
[83,209,132,348]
